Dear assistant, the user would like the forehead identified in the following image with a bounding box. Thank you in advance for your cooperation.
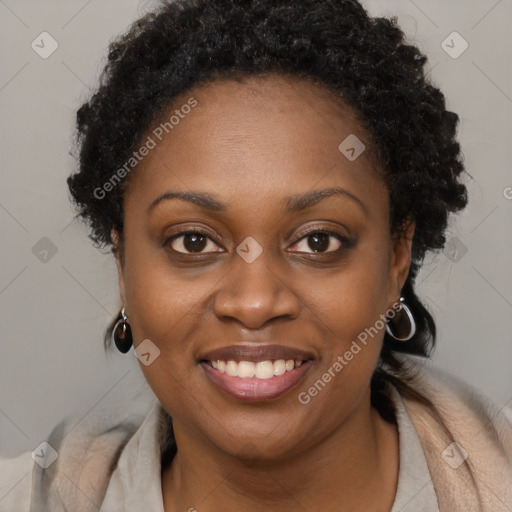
[123,73,386,219]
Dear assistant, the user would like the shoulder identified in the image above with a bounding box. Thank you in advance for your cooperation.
[0,451,34,511]
[398,354,512,423]
[0,399,153,511]
[386,354,512,476]
[391,355,512,508]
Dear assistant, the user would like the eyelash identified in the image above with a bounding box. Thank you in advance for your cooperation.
[163,227,353,256]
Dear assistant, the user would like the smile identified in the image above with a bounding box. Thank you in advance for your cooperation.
[208,359,305,379]
[199,344,314,402]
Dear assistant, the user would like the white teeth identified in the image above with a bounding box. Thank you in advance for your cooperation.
[208,358,306,379]
[273,359,286,376]
[237,361,255,378]
[255,361,274,379]
[226,360,238,377]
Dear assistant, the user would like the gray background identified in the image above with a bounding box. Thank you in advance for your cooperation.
[0,0,511,457]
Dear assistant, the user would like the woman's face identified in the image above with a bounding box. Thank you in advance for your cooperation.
[113,74,413,460]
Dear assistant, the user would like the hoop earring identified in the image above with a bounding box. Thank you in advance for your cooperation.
[112,307,133,353]
[386,297,416,342]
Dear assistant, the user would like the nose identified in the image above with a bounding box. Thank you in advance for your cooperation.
[213,251,301,330]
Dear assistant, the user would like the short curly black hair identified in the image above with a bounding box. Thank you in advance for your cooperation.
[67,0,469,408]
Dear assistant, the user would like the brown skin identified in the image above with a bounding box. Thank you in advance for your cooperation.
[112,74,415,512]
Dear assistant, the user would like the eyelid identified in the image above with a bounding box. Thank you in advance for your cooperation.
[291,222,350,241]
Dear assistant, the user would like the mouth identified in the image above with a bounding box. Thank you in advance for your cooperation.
[198,344,314,402]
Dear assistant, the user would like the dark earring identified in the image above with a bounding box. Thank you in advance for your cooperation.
[112,307,133,353]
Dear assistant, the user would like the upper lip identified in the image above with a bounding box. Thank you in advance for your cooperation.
[199,343,315,363]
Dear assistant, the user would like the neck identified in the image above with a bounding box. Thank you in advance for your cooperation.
[161,393,398,512]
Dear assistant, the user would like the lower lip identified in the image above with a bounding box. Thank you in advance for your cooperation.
[200,361,313,402]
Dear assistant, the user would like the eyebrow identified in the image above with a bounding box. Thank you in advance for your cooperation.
[147,187,366,215]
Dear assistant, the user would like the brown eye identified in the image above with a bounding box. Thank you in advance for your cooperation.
[289,230,351,254]
[165,230,223,254]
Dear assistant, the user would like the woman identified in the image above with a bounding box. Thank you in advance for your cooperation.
[1,0,511,510]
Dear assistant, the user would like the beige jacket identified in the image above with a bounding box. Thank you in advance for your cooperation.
[1,356,511,511]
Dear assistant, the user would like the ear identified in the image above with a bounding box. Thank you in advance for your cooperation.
[111,229,127,306]
[388,219,415,305]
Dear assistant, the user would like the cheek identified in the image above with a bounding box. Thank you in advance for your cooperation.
[121,219,209,341]
[123,259,212,416]
[306,238,391,344]
[125,262,213,352]
[298,238,391,397]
